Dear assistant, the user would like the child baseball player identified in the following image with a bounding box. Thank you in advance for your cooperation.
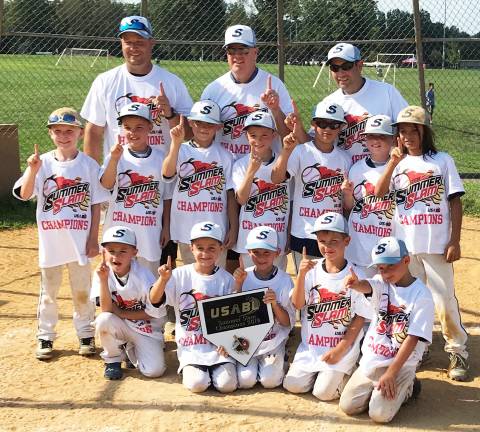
[232,226,295,388]
[92,226,166,380]
[150,221,238,393]
[340,236,434,423]
[13,107,109,360]
[100,102,171,276]
[162,100,237,266]
[271,101,351,272]
[283,212,372,400]
[342,114,396,276]
[232,111,290,270]
[375,106,469,381]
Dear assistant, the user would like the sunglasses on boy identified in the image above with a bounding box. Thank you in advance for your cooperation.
[313,120,343,129]
[47,113,82,127]
[226,46,251,56]
[329,61,356,73]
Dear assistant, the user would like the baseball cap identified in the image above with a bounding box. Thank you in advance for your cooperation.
[101,226,137,247]
[245,226,279,252]
[311,212,348,235]
[117,103,152,124]
[327,43,361,64]
[190,221,224,243]
[47,107,84,128]
[244,111,276,131]
[370,237,409,267]
[362,115,394,136]
[392,106,431,128]
[223,25,256,48]
[311,101,346,123]
[188,100,222,125]
[118,16,153,39]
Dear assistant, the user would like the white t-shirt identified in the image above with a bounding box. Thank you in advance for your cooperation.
[164,141,234,245]
[287,142,351,239]
[346,157,396,267]
[91,260,165,340]
[359,275,434,378]
[201,68,293,160]
[324,78,408,164]
[241,267,295,357]
[291,260,372,373]
[101,147,170,262]
[13,151,110,268]
[164,264,235,372]
[81,64,193,159]
[232,153,290,253]
[390,152,464,254]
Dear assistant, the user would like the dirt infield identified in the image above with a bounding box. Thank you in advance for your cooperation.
[0,219,479,432]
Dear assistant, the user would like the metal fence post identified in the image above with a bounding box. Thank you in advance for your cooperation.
[413,0,426,108]
[141,0,148,18]
[276,0,285,82]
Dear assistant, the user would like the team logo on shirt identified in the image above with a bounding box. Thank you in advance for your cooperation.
[116,170,160,209]
[42,175,90,214]
[179,290,211,331]
[306,286,352,328]
[376,301,410,344]
[112,292,145,311]
[221,104,267,139]
[352,180,395,219]
[393,169,444,210]
[178,158,225,197]
[338,114,369,152]
[245,178,288,217]
[301,164,344,202]
[115,93,162,126]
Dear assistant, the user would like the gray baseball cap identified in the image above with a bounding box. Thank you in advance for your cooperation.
[224,25,257,48]
[244,111,276,131]
[327,43,361,64]
[311,212,348,235]
[102,226,137,247]
[362,115,394,136]
[370,237,409,267]
[188,100,222,125]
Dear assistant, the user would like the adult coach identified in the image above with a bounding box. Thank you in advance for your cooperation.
[81,15,193,163]
[323,43,408,164]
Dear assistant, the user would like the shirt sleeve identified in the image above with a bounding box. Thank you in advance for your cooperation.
[223,151,234,191]
[286,147,301,178]
[142,270,167,319]
[443,153,465,198]
[89,159,111,205]
[389,86,409,120]
[406,291,434,344]
[278,275,296,329]
[274,78,293,116]
[164,271,178,307]
[366,275,386,311]
[80,75,107,127]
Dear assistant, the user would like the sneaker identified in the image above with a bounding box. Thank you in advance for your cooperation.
[36,339,53,360]
[448,353,469,381]
[78,337,96,356]
[104,362,123,380]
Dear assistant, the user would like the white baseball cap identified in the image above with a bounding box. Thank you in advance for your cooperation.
[223,25,257,48]
[118,16,153,39]
[327,43,361,64]
[312,101,346,123]
[101,226,137,247]
[363,115,394,136]
[311,212,348,235]
[190,221,224,243]
[245,226,279,251]
[370,237,409,267]
[244,111,276,131]
[188,100,222,125]
[117,102,152,124]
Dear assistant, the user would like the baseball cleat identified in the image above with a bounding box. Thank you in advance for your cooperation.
[448,353,469,381]
[36,339,53,360]
[104,362,123,380]
[78,337,96,356]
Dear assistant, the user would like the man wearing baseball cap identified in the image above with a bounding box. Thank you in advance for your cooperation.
[322,42,408,164]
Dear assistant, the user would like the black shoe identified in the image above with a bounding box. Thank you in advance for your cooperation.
[79,337,96,356]
[104,362,123,380]
[412,377,421,399]
[36,339,53,360]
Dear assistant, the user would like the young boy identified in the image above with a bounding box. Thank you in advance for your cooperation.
[162,100,237,266]
[232,112,290,269]
[340,236,434,423]
[92,226,166,380]
[271,101,351,272]
[283,212,372,400]
[342,115,397,276]
[100,102,171,276]
[150,221,238,393]
[13,107,109,360]
[232,226,295,388]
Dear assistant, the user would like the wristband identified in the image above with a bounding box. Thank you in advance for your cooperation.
[164,109,176,120]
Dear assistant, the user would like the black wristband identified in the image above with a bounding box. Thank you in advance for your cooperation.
[164,109,176,120]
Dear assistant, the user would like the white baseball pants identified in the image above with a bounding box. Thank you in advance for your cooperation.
[239,253,288,272]
[182,363,237,393]
[339,366,416,423]
[95,312,165,378]
[237,346,286,389]
[178,242,227,267]
[409,253,468,358]
[37,262,95,341]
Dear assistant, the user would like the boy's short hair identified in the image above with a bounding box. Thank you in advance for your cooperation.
[311,212,348,235]
[190,221,224,243]
[101,226,137,247]
[117,102,152,125]
[370,236,409,267]
[47,107,84,129]
[244,111,276,132]
[245,226,278,251]
[188,100,222,125]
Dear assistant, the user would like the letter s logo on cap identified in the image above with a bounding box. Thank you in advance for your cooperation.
[252,113,263,121]
[201,223,214,232]
[375,243,387,255]
[113,229,126,238]
[200,105,212,115]
[129,104,140,112]
[256,230,269,240]
[233,28,244,37]
[372,118,382,127]
[326,105,337,115]
[333,44,344,53]
[322,215,335,224]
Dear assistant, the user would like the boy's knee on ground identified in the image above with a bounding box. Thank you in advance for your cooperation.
[368,405,394,424]
[237,369,257,389]
[283,375,310,393]
[183,366,210,393]
[139,362,166,378]
[95,312,116,333]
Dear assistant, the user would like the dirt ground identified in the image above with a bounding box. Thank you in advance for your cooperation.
[0,219,479,432]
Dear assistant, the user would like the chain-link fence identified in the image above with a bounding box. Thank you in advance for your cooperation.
[1,0,479,176]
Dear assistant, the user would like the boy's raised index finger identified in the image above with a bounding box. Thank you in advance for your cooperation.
[302,246,307,259]
[159,81,165,96]
[34,143,39,155]
[239,255,245,269]
[101,249,106,265]
[266,74,272,90]
[166,255,172,269]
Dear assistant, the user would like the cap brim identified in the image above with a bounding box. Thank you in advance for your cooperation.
[392,119,430,128]
[47,121,83,128]
[117,114,152,123]
[101,239,136,247]
[311,116,347,123]
[119,29,152,39]
[368,257,402,267]
[244,241,277,252]
[361,130,393,136]
[244,123,276,132]
[223,41,255,49]
[190,234,223,242]
[187,114,222,125]
[311,226,348,235]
